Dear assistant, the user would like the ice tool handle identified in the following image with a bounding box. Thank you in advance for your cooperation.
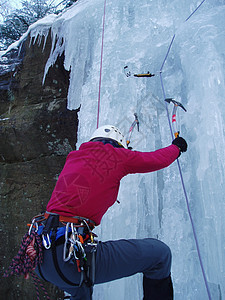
[165,98,186,138]
[126,113,139,148]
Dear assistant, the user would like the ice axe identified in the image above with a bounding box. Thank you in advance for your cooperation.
[126,113,139,148]
[165,98,186,138]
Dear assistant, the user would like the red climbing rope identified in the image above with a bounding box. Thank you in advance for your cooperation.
[97,0,107,129]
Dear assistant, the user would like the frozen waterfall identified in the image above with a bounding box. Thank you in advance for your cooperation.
[8,0,225,299]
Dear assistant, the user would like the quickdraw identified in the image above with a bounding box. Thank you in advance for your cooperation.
[165,98,186,138]
[10,212,98,290]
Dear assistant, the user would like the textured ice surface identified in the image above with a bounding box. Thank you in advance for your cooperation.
[9,0,225,299]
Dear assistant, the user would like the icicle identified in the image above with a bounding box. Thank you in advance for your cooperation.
[29,36,32,48]
[18,41,24,57]
[42,30,65,85]
[42,29,50,52]
[39,34,43,46]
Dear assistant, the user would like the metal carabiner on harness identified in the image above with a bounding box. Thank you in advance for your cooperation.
[62,219,98,288]
[28,218,39,235]
[63,222,73,262]
[70,239,84,260]
[42,234,51,249]
[71,223,86,260]
[41,214,59,250]
[63,222,87,262]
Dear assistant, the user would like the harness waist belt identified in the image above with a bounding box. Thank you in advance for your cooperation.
[44,212,95,230]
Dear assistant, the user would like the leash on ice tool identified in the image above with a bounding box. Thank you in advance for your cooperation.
[159,0,212,299]
[165,98,186,138]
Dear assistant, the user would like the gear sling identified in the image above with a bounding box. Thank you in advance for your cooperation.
[35,213,97,296]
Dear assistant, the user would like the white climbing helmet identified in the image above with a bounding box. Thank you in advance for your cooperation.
[90,125,127,148]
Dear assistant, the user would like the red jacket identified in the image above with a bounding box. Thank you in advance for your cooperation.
[46,141,179,225]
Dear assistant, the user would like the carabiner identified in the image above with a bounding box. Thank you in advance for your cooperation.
[42,234,51,249]
[28,219,39,235]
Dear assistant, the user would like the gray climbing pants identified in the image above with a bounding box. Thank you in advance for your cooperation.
[36,238,172,299]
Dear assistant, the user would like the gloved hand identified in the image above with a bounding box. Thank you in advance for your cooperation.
[172,137,187,154]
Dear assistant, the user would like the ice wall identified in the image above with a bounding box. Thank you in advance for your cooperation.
[17,0,225,299]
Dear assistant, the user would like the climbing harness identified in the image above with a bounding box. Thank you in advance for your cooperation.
[4,212,98,299]
[124,65,155,78]
[126,113,139,149]
[41,212,97,288]
[158,0,212,299]
[165,98,186,138]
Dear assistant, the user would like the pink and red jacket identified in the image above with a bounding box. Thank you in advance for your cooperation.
[47,141,179,225]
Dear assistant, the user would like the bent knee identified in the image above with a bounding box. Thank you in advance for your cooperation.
[144,239,172,279]
[157,240,172,268]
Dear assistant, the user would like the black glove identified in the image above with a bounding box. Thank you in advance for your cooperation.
[172,137,187,154]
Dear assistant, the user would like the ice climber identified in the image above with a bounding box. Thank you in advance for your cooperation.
[4,124,187,300]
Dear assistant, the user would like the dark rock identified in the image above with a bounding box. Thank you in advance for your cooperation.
[0,30,79,299]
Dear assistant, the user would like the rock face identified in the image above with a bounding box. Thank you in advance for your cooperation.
[0,32,79,299]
